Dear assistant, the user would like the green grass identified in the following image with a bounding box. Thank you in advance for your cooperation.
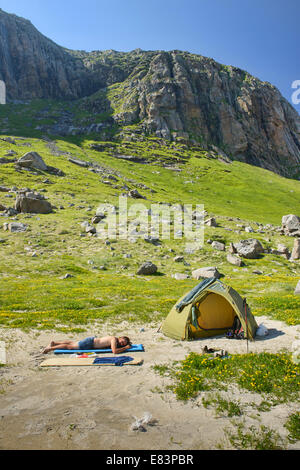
[0,129,299,333]
[202,393,243,417]
[224,422,286,450]
[284,412,300,442]
[162,352,300,403]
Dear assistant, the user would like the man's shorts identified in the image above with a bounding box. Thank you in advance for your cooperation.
[78,336,95,350]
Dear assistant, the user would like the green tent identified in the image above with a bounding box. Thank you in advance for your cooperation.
[161,278,258,340]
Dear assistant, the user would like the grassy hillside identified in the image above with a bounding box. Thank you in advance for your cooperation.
[0,132,299,331]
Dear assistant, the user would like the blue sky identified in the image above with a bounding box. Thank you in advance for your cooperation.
[1,0,299,111]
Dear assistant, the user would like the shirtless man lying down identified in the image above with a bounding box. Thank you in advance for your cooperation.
[42,335,132,354]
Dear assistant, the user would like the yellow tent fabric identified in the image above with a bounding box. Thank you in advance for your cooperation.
[161,278,258,341]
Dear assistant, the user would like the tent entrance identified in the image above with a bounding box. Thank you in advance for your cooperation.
[195,293,236,331]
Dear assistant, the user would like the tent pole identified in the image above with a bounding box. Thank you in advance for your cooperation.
[244,298,249,354]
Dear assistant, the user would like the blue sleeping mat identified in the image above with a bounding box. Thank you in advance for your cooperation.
[54,344,144,354]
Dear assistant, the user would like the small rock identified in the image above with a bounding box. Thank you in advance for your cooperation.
[174,255,184,262]
[172,273,189,280]
[294,280,300,295]
[85,224,96,234]
[60,274,74,279]
[291,239,300,260]
[128,189,146,199]
[226,253,243,267]
[144,236,160,246]
[211,241,225,251]
[3,222,27,232]
[204,217,217,227]
[228,242,237,254]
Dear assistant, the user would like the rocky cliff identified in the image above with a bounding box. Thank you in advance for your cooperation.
[0,8,300,178]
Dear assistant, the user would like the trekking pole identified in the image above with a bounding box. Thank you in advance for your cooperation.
[244,298,249,354]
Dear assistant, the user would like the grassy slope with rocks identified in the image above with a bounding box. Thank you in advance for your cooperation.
[0,128,299,331]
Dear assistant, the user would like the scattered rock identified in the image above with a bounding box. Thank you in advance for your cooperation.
[291,239,300,260]
[228,242,237,254]
[281,214,300,236]
[0,157,17,164]
[128,189,146,199]
[15,192,53,214]
[234,238,264,259]
[174,255,184,262]
[294,280,300,295]
[136,262,158,275]
[270,243,290,258]
[172,273,189,280]
[1,137,16,144]
[204,217,217,227]
[4,207,18,216]
[95,208,107,218]
[144,236,160,246]
[85,224,96,234]
[226,253,243,267]
[92,215,105,224]
[192,266,221,279]
[0,186,10,192]
[211,241,225,251]
[17,152,48,171]
[3,222,27,232]
[4,150,17,156]
[277,243,290,255]
[60,273,74,279]
[68,157,90,168]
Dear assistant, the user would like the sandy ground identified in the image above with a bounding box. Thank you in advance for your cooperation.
[0,316,299,451]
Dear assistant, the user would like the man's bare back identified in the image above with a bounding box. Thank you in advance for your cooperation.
[42,335,132,354]
[93,336,115,349]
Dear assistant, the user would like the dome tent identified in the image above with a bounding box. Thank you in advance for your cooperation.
[161,278,258,341]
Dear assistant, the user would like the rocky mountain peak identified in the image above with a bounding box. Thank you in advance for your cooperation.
[0,9,299,178]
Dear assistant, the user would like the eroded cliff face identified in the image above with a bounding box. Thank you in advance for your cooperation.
[0,9,299,178]
[117,51,300,177]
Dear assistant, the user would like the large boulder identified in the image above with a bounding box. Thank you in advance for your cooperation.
[15,192,53,214]
[17,152,48,171]
[136,261,157,275]
[192,266,221,279]
[234,238,264,259]
[282,214,300,236]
